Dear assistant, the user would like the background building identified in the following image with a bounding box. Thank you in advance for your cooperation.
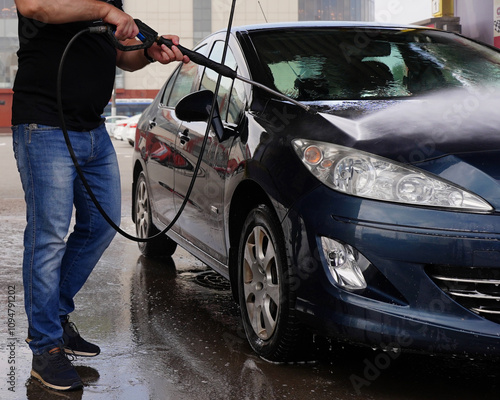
[416,0,500,46]
[0,0,376,127]
[299,0,374,21]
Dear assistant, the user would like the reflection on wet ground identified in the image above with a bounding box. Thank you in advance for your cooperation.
[1,139,499,399]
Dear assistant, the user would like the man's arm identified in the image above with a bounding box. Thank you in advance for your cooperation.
[15,0,189,71]
[14,0,137,40]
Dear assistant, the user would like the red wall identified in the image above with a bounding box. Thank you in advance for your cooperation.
[0,90,13,128]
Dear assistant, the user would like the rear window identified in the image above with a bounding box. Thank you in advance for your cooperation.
[249,28,500,101]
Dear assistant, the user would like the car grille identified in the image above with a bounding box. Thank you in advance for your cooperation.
[427,265,500,324]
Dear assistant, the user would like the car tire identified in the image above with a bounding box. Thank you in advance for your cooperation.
[237,204,301,362]
[134,172,177,257]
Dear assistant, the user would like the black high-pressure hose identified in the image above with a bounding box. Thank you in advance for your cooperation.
[57,29,146,242]
[57,7,238,243]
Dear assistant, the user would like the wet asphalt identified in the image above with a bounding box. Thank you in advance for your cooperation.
[1,133,499,400]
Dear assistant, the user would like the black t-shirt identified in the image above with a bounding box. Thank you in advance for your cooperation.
[12,1,124,131]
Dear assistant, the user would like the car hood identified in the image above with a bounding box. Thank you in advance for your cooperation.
[316,88,500,163]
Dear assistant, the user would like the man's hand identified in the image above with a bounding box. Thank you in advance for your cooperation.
[116,35,189,71]
[145,35,190,64]
[101,6,138,40]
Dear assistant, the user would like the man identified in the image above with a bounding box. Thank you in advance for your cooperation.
[12,0,189,391]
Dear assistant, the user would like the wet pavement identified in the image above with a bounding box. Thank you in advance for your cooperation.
[1,135,500,400]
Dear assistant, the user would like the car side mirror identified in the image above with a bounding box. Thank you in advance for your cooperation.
[175,90,225,141]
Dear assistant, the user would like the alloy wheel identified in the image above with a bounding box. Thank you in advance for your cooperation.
[242,225,280,340]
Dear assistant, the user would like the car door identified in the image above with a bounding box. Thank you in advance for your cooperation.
[173,40,246,262]
[146,59,204,227]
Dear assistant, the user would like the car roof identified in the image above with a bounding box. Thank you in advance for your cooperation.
[226,20,430,34]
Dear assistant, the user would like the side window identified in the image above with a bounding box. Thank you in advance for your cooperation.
[200,41,245,124]
[167,61,200,107]
[166,43,208,107]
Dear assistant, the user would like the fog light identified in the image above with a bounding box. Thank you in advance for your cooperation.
[321,237,367,290]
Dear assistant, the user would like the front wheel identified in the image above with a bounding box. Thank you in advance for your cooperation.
[237,204,300,362]
[134,172,177,257]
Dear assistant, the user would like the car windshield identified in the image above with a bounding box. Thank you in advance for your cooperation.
[249,28,500,101]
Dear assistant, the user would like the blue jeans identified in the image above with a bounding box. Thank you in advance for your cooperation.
[12,123,120,355]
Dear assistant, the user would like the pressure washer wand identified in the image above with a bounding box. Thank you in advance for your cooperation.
[133,20,311,112]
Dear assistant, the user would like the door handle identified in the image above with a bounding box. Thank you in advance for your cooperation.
[178,129,190,144]
[149,119,156,129]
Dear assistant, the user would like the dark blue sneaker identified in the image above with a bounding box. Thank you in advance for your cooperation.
[31,347,83,391]
[62,317,100,357]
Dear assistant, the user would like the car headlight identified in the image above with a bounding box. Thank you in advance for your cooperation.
[292,139,493,212]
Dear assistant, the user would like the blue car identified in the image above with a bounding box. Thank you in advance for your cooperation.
[132,22,500,362]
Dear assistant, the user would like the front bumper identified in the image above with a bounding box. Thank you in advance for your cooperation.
[284,186,500,357]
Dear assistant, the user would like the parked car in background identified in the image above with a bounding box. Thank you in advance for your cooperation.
[104,115,128,136]
[102,98,153,118]
[114,114,141,145]
[131,22,500,362]
[123,114,142,146]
